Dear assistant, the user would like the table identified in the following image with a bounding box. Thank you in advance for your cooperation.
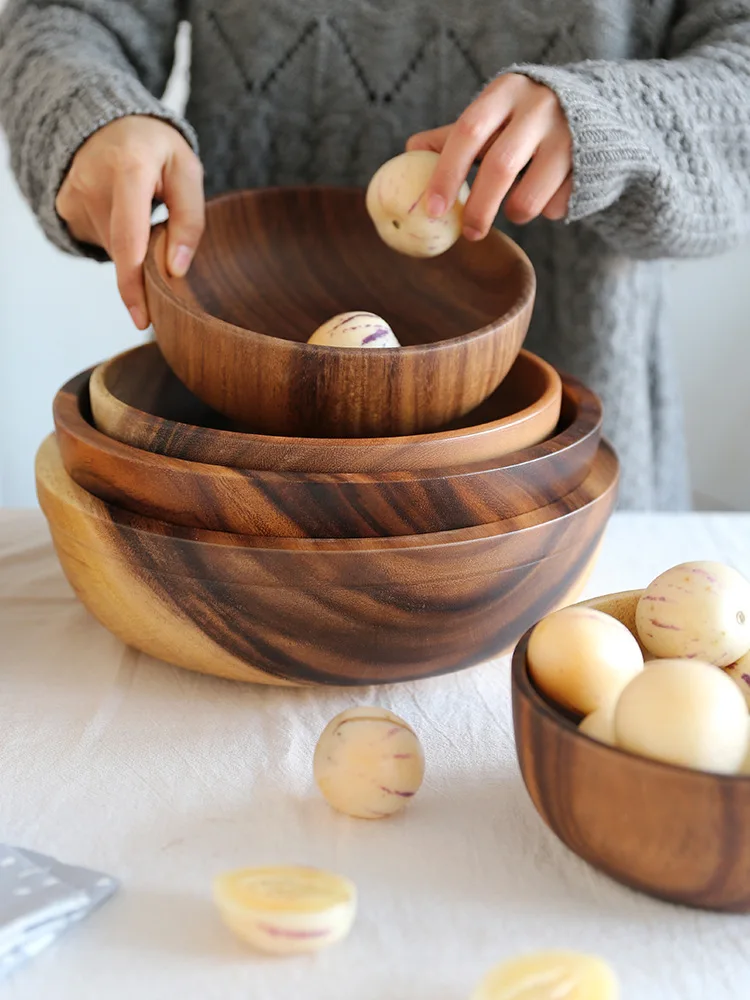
[2,510,750,999]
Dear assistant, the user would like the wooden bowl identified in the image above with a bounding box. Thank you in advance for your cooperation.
[90,345,562,474]
[36,436,618,687]
[512,591,750,913]
[90,344,562,472]
[57,368,599,538]
[143,188,535,437]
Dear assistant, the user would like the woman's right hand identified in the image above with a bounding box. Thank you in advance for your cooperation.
[55,115,205,330]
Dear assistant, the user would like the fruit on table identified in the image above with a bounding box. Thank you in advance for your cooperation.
[314,706,425,819]
[213,865,356,955]
[723,649,750,709]
[578,705,616,746]
[636,561,750,667]
[307,311,400,348]
[471,950,619,1000]
[366,149,470,257]
[527,606,644,716]
[614,658,748,774]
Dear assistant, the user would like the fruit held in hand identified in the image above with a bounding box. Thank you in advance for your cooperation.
[614,658,748,774]
[527,606,644,716]
[471,950,619,1000]
[636,561,750,667]
[366,150,469,258]
[213,865,356,955]
[314,707,425,819]
[307,311,400,348]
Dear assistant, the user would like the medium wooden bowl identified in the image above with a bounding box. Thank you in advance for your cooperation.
[512,591,750,913]
[143,188,535,437]
[90,345,562,474]
[36,436,618,687]
[59,369,599,538]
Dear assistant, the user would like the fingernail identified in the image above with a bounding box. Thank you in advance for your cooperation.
[426,194,446,218]
[129,306,147,329]
[464,227,483,241]
[169,244,193,277]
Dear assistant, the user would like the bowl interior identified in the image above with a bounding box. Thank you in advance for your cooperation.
[160,188,532,346]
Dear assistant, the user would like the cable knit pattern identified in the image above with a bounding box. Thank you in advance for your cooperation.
[2,0,750,509]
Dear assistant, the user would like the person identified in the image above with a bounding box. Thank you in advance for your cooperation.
[1,2,749,510]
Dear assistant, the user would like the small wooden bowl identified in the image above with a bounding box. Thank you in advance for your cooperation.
[36,436,618,687]
[90,345,562,474]
[512,591,750,913]
[143,188,535,437]
[60,369,599,538]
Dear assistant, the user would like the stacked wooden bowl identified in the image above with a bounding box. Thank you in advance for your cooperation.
[37,188,619,687]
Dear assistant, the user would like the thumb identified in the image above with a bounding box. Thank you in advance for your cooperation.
[162,149,206,277]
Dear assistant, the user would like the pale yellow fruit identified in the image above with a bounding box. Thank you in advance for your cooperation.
[213,865,356,955]
[636,561,750,667]
[472,950,619,1000]
[365,150,469,257]
[614,658,748,774]
[578,705,617,746]
[314,706,424,819]
[723,649,750,710]
[527,606,644,716]
[308,311,400,348]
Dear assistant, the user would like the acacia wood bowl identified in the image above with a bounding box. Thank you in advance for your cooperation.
[143,188,535,437]
[36,436,618,687]
[59,368,599,538]
[90,345,562,474]
[512,591,750,913]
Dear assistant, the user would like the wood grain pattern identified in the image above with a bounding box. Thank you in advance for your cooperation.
[90,345,562,474]
[37,436,618,687]
[512,591,750,913]
[144,188,535,437]
[60,369,600,538]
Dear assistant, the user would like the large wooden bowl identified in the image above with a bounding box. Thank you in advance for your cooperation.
[512,591,750,913]
[90,345,562,474]
[36,436,618,687]
[143,188,535,437]
[59,369,599,538]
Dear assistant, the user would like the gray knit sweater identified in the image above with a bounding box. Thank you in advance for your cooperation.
[2,1,750,509]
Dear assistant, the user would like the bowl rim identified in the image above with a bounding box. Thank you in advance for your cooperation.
[91,345,564,453]
[143,186,537,358]
[77,368,599,489]
[511,590,750,784]
[38,433,619,555]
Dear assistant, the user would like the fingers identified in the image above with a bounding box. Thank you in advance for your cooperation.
[504,138,572,225]
[406,125,452,154]
[162,150,205,278]
[462,108,552,239]
[423,80,517,218]
[542,175,573,220]
[109,161,160,330]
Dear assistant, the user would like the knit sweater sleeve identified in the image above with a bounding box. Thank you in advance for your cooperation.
[509,2,750,259]
[0,0,197,256]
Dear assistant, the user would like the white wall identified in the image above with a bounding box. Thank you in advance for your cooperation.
[1,20,749,510]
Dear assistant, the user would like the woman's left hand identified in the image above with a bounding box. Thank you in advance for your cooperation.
[407,73,573,240]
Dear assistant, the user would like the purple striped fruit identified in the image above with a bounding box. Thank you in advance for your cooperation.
[366,150,470,258]
[307,311,400,349]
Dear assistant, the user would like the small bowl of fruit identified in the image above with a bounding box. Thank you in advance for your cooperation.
[511,560,750,913]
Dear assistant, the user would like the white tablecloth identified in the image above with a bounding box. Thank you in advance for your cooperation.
[2,510,750,999]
